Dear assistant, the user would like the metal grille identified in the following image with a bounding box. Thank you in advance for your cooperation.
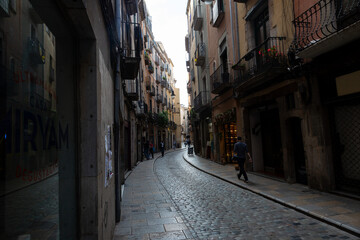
[334,103,360,191]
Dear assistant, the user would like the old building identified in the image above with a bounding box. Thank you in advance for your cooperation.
[186,0,359,196]
[0,0,146,238]
[139,2,178,154]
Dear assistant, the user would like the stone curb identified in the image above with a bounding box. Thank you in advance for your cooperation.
[182,153,360,238]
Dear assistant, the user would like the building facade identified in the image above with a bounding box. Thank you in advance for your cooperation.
[186,0,360,195]
[0,0,181,239]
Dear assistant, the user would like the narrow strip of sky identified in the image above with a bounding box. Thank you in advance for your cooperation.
[146,0,188,107]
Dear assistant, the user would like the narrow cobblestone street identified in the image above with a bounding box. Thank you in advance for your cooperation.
[115,149,358,239]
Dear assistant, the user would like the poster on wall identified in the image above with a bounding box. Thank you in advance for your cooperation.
[105,125,113,187]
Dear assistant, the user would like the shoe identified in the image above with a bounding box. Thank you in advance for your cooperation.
[237,174,240,180]
[244,180,249,183]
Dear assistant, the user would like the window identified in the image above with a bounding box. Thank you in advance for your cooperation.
[254,8,269,47]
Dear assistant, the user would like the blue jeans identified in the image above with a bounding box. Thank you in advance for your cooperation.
[237,157,248,181]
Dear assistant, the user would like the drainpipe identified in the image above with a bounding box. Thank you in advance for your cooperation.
[229,0,235,65]
[235,2,240,62]
[114,0,122,223]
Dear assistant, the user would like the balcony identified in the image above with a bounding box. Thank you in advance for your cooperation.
[125,0,138,15]
[155,74,161,84]
[185,35,190,52]
[144,51,150,65]
[148,62,154,73]
[136,101,148,118]
[28,38,45,65]
[210,64,231,94]
[124,79,139,101]
[155,54,160,66]
[145,76,151,90]
[195,43,206,66]
[169,121,177,130]
[138,0,146,21]
[212,0,225,28]
[234,37,288,94]
[156,94,163,103]
[187,81,192,94]
[194,91,211,112]
[120,21,141,79]
[150,85,156,96]
[161,78,166,88]
[190,69,195,81]
[192,5,203,31]
[292,0,360,58]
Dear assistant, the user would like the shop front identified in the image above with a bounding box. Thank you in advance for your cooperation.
[214,108,237,164]
[0,1,77,238]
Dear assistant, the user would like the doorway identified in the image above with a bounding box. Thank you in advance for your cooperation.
[288,118,307,184]
[260,108,284,177]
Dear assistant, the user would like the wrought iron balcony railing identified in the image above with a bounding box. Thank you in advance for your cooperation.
[136,101,148,118]
[169,121,177,130]
[210,64,231,94]
[194,91,210,112]
[236,37,287,86]
[155,54,160,66]
[192,5,203,31]
[145,76,151,90]
[156,74,161,84]
[195,43,206,66]
[156,94,163,103]
[161,78,166,88]
[187,81,192,94]
[120,21,141,79]
[124,79,139,101]
[150,85,155,96]
[293,0,360,54]
[190,69,195,81]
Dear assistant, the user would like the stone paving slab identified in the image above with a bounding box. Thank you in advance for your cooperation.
[182,152,360,237]
[114,150,193,240]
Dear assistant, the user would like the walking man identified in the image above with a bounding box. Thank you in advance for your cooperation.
[233,136,252,183]
[160,140,165,157]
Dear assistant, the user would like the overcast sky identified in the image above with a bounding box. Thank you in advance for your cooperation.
[145,0,189,107]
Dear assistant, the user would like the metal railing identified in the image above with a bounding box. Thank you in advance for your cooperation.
[195,43,206,66]
[194,91,210,111]
[192,5,203,31]
[120,21,141,58]
[210,64,231,94]
[124,79,138,100]
[150,85,155,96]
[156,94,162,103]
[239,37,287,84]
[293,0,360,53]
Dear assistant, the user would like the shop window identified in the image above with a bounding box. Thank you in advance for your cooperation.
[1,1,76,238]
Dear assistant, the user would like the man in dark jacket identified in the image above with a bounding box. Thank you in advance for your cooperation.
[233,136,252,183]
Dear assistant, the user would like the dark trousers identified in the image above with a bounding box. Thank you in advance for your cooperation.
[161,148,164,157]
[237,158,248,181]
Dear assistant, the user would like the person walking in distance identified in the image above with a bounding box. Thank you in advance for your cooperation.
[149,141,154,159]
[160,140,165,157]
[144,140,150,160]
[233,136,252,183]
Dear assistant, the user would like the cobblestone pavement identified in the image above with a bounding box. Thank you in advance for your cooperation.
[154,150,357,240]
